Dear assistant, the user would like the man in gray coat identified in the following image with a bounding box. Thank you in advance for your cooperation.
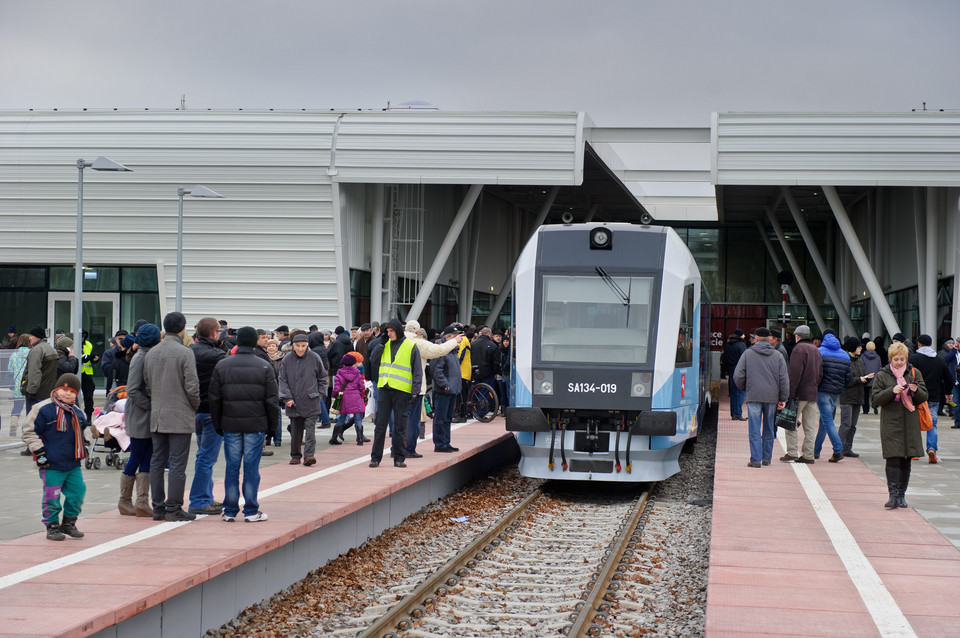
[23,326,59,415]
[734,327,789,468]
[279,333,328,466]
[143,312,200,521]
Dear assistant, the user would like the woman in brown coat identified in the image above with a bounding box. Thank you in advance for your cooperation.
[871,341,928,509]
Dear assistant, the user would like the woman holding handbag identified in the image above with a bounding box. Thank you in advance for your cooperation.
[871,341,928,510]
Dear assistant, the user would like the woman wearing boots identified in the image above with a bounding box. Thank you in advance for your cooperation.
[871,341,927,510]
[120,324,162,517]
[330,353,368,445]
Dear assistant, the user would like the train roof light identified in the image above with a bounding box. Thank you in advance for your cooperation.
[589,227,612,250]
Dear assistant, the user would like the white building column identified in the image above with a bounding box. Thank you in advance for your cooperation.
[953,192,960,340]
[331,181,352,327]
[925,187,938,336]
[763,206,828,331]
[781,187,856,337]
[913,188,927,331]
[370,185,385,323]
[484,186,560,326]
[867,191,882,339]
[823,186,901,338]
[406,184,483,324]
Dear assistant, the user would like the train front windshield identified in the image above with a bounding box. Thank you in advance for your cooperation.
[540,274,654,364]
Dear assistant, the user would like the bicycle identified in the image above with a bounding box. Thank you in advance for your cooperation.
[425,379,500,423]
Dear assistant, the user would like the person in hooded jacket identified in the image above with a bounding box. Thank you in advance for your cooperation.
[861,341,882,415]
[120,323,161,517]
[838,337,870,458]
[733,327,789,467]
[813,332,851,463]
[368,318,422,468]
[872,341,927,509]
[908,334,953,464]
[330,353,368,445]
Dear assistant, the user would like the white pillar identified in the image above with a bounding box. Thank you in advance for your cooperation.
[912,188,926,331]
[370,185,385,322]
[781,187,855,337]
[484,186,560,326]
[823,185,901,337]
[953,192,960,340]
[925,187,938,336]
[867,191,882,339]
[331,182,352,327]
[753,220,799,304]
[406,184,483,323]
[763,206,828,332]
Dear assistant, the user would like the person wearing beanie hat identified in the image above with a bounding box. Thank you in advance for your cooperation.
[838,337,867,458]
[208,325,279,523]
[908,334,953,464]
[2,324,17,349]
[55,337,79,378]
[330,351,367,446]
[120,323,162,517]
[21,372,89,540]
[133,319,149,335]
[279,329,328,466]
[23,327,59,415]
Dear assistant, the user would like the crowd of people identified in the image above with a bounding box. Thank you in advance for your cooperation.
[722,325,960,510]
[3,316,512,540]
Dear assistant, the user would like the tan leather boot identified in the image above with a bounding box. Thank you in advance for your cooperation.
[134,473,153,517]
[118,473,137,516]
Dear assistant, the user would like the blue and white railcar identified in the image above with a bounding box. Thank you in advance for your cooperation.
[506,223,711,482]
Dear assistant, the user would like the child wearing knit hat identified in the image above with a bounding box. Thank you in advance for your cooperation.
[21,373,89,541]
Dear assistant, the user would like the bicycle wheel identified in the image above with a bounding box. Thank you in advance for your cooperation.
[469,383,499,423]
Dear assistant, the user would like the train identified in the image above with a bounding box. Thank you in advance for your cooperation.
[505,222,711,482]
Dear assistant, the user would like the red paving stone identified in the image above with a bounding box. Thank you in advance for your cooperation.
[706,413,960,637]
[0,421,511,637]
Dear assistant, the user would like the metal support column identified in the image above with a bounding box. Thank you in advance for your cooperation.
[823,185,901,338]
[763,206,828,332]
[754,220,800,304]
[913,188,927,330]
[953,192,960,340]
[484,186,560,327]
[781,187,855,337]
[370,185,385,322]
[925,187,938,336]
[406,184,483,324]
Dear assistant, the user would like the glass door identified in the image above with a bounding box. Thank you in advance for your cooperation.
[48,292,119,388]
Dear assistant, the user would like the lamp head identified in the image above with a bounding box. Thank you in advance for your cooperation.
[182,185,224,198]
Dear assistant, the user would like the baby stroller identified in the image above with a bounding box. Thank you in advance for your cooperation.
[86,385,130,470]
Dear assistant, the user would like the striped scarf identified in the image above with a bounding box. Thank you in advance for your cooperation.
[50,391,86,459]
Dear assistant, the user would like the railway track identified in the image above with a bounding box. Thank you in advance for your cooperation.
[350,483,656,638]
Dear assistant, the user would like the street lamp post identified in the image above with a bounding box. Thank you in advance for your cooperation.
[176,185,224,312]
[75,157,132,343]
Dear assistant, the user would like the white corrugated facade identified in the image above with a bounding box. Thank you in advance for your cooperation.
[0,109,585,331]
[713,112,960,186]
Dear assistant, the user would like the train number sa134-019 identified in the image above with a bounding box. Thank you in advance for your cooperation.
[567,382,618,394]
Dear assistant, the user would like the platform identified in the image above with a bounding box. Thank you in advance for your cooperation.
[0,420,516,638]
[706,405,960,637]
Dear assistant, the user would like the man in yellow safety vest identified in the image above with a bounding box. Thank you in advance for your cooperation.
[368,319,422,468]
[80,330,99,424]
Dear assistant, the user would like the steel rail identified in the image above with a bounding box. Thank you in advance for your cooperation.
[565,485,655,637]
[357,487,545,638]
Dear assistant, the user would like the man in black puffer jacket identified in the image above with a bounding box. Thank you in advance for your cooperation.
[327,327,352,377]
[187,317,228,515]
[208,326,279,523]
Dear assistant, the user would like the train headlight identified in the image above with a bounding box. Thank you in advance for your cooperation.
[589,227,612,250]
[630,372,652,397]
[533,370,554,395]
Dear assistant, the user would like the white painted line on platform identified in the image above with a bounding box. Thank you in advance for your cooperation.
[777,429,916,638]
[0,420,478,590]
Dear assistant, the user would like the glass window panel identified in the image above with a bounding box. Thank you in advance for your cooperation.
[0,267,45,289]
[675,284,694,367]
[686,228,721,300]
[121,293,161,333]
[0,291,47,336]
[49,267,73,291]
[81,267,119,292]
[122,267,159,292]
[725,228,765,302]
[540,275,654,364]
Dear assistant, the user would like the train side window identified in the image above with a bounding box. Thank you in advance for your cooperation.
[675,284,694,367]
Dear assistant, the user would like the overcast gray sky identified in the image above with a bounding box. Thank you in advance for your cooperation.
[2,0,958,126]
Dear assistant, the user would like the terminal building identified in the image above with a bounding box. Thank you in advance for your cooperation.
[1,109,958,364]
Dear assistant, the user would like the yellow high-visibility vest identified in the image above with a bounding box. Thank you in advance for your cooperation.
[377,339,414,393]
[81,340,94,375]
